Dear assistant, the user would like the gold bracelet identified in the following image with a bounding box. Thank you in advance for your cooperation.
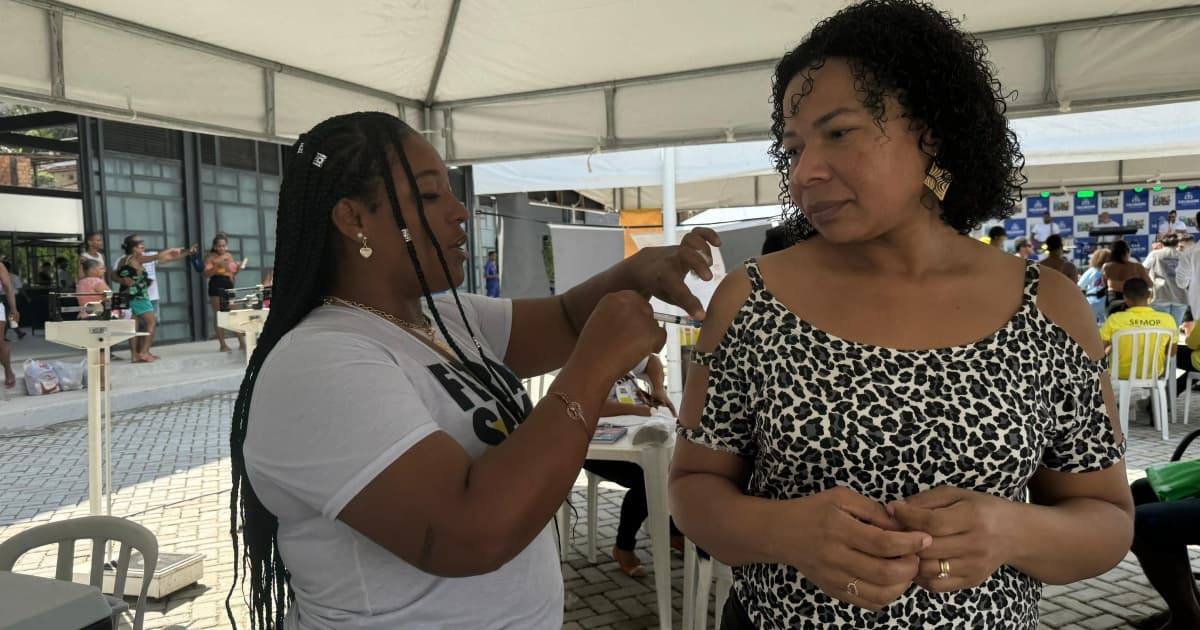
[548,391,590,440]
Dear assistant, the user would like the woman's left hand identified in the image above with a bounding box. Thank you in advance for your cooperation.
[887,486,1016,593]
[625,228,721,320]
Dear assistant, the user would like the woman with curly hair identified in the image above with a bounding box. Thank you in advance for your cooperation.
[669,1,1133,628]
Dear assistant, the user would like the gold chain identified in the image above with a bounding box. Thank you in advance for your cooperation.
[322,296,454,357]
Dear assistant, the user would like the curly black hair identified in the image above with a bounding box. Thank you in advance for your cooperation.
[770,0,1025,241]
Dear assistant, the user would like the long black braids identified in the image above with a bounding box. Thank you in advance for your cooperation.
[228,113,398,630]
[227,112,525,630]
[363,114,526,422]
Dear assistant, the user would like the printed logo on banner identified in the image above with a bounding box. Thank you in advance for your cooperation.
[1074,195,1098,215]
[1124,189,1149,213]
[1151,212,1172,235]
[1125,235,1150,261]
[1178,189,1200,211]
[1025,197,1049,217]
[1124,213,1149,235]
[1074,237,1097,262]
[1004,218,1026,241]
[1051,218,1072,237]
[1075,216,1096,238]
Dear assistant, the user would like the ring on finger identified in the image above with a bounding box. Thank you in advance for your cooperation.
[846,578,860,596]
[937,559,951,580]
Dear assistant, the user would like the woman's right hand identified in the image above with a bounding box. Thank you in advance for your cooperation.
[572,290,666,385]
[776,486,932,612]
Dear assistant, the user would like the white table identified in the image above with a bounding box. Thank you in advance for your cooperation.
[568,414,676,630]
[0,571,112,630]
[217,309,268,366]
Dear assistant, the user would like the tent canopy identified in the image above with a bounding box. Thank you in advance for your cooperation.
[3,0,1200,163]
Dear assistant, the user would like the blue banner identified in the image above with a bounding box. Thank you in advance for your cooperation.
[1178,189,1200,211]
[1074,195,1098,215]
[1150,212,1171,235]
[1124,189,1149,213]
[1126,235,1150,261]
[1004,218,1026,241]
[1025,197,1049,217]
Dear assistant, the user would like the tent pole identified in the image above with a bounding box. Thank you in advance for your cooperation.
[662,148,683,407]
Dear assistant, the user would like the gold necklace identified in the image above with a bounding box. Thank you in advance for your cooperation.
[322,296,454,357]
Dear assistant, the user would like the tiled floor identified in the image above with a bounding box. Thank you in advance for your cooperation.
[0,391,1196,629]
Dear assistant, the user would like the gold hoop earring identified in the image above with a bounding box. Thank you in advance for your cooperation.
[357,232,373,259]
[924,162,952,202]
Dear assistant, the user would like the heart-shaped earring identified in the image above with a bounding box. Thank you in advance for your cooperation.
[357,232,373,259]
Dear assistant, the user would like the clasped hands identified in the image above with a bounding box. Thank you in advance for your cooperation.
[791,485,1015,611]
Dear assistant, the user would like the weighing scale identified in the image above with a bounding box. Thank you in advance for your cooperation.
[45,291,205,598]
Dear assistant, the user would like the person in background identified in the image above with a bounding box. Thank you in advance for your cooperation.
[78,232,105,279]
[54,257,71,289]
[1175,233,1200,322]
[1012,237,1034,260]
[143,251,162,321]
[77,259,116,388]
[76,259,115,318]
[204,234,245,352]
[1078,249,1111,325]
[1144,233,1188,327]
[1040,234,1078,282]
[1179,233,1195,253]
[1128,467,1200,630]
[1030,213,1053,250]
[115,235,192,362]
[1099,278,1177,382]
[0,262,16,388]
[1158,210,1188,236]
[1096,211,1122,247]
[583,354,682,577]
[0,261,24,341]
[1104,239,1152,309]
[986,225,1007,250]
[484,250,500,298]
[671,2,1132,627]
[37,261,54,285]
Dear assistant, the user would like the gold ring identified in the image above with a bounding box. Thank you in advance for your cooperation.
[937,559,951,580]
[846,578,860,596]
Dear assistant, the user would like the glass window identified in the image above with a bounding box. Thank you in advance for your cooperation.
[133,179,154,195]
[217,204,258,234]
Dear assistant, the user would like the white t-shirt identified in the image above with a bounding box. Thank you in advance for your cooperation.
[244,294,561,630]
[1159,219,1188,234]
[142,253,159,302]
[1030,222,1054,243]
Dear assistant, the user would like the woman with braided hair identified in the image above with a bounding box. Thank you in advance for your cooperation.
[228,111,718,629]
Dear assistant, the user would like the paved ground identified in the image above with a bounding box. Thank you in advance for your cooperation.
[0,391,1197,629]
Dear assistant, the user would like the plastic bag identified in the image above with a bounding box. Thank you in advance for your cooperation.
[51,359,86,391]
[1146,459,1200,501]
[23,359,61,396]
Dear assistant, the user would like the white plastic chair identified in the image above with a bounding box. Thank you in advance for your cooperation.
[1110,327,1177,440]
[1178,370,1200,427]
[556,472,601,561]
[684,540,733,630]
[0,515,158,630]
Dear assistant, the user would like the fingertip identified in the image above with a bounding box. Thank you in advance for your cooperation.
[921,535,932,550]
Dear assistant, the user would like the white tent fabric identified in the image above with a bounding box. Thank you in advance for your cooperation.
[2,0,1200,162]
[474,101,1200,196]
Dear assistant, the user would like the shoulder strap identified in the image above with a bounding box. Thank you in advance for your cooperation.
[1023,260,1040,303]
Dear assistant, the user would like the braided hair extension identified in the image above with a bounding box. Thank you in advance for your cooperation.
[227,113,399,629]
[767,0,1025,244]
[363,114,526,422]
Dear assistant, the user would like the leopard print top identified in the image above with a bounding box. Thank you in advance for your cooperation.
[680,260,1125,630]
